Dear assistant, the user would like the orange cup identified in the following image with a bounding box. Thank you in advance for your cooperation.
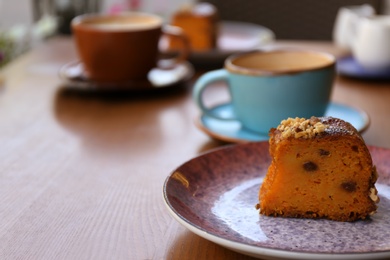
[71,12,189,82]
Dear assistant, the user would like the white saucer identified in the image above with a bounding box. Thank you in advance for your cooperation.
[189,21,275,63]
[58,60,194,92]
[196,102,370,143]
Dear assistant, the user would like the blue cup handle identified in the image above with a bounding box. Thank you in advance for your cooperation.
[193,69,237,120]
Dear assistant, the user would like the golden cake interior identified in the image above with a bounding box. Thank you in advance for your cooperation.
[258,117,379,222]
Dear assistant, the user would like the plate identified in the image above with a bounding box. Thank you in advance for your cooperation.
[337,56,390,80]
[58,60,194,92]
[187,21,275,67]
[163,142,390,259]
[195,102,370,143]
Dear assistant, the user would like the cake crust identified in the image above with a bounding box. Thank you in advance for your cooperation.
[258,116,379,222]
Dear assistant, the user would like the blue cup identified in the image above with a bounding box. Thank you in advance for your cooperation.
[193,50,336,134]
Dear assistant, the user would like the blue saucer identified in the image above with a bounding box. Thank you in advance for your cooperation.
[196,102,370,143]
[337,56,390,80]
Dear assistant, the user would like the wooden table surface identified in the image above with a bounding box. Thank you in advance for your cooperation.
[1,36,390,260]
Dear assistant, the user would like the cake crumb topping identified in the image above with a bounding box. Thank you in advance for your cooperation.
[277,117,327,139]
[369,187,380,203]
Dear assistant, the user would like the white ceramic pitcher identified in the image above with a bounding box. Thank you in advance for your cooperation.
[333,4,375,51]
[351,15,390,70]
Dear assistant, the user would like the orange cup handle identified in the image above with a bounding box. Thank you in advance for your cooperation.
[158,25,190,68]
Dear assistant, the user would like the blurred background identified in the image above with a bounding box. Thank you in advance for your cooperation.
[0,0,390,67]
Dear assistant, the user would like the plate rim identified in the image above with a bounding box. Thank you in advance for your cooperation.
[163,197,390,260]
[163,142,390,259]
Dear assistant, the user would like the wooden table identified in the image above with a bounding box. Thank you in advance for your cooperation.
[1,36,390,260]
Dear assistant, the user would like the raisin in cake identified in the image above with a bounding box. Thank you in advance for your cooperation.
[258,116,379,222]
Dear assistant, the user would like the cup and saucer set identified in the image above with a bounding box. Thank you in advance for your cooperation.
[193,50,370,143]
[59,12,195,92]
[60,12,275,92]
[333,4,390,80]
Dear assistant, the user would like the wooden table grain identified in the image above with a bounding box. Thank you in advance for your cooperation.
[1,36,390,260]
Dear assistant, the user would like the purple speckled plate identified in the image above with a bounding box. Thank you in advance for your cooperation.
[163,142,390,259]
